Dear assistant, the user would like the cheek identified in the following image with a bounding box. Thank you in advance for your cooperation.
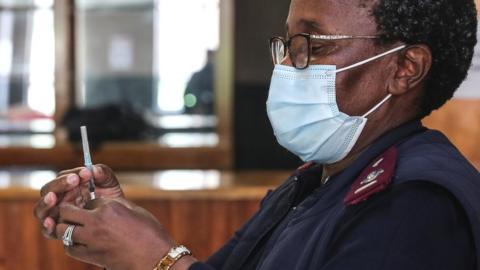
[335,65,390,116]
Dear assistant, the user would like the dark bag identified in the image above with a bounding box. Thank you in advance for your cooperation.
[61,103,153,148]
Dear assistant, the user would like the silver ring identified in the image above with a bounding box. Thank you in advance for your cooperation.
[62,225,76,247]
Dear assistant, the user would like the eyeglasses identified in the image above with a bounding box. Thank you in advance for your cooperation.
[270,33,379,69]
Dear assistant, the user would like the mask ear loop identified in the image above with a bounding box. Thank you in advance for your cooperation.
[362,94,392,118]
[334,45,406,118]
[335,45,407,74]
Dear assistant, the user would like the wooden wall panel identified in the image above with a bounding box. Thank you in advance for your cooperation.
[137,199,259,261]
[0,198,260,270]
[423,100,480,169]
[0,203,6,270]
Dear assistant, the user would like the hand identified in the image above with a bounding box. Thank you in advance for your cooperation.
[55,198,195,270]
[33,164,124,239]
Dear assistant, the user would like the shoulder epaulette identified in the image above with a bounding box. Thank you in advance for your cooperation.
[344,147,397,206]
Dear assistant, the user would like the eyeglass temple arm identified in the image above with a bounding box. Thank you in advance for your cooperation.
[310,34,379,40]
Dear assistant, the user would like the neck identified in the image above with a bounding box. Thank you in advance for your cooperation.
[322,149,363,183]
[321,89,423,183]
[322,115,417,182]
[322,116,389,182]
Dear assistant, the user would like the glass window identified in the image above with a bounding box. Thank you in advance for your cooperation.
[0,0,55,136]
[75,0,220,147]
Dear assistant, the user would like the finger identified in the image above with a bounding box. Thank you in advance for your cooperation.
[74,193,88,208]
[79,164,119,189]
[77,168,92,184]
[34,192,59,239]
[55,223,89,245]
[41,217,57,239]
[33,191,57,221]
[40,174,80,197]
[58,203,94,225]
[60,183,93,209]
[61,186,82,203]
[57,167,84,177]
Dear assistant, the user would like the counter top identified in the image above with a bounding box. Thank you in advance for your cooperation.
[0,169,293,200]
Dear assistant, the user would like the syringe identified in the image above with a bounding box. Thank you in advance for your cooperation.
[80,126,96,200]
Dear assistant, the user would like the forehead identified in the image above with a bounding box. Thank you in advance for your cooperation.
[286,0,378,35]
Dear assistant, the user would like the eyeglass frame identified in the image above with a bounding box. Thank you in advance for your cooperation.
[269,33,380,69]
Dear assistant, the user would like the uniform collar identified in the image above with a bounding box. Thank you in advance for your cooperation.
[329,120,426,187]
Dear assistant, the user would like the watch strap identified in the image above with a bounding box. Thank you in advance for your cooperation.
[153,245,192,270]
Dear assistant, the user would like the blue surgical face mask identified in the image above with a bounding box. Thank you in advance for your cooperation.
[266,45,406,164]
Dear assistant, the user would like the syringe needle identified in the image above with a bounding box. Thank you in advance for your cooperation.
[80,126,96,200]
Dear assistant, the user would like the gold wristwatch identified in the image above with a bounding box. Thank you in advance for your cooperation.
[153,245,192,270]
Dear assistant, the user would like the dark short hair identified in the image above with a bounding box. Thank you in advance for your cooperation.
[372,0,478,117]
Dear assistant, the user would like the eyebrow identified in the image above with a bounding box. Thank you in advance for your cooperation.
[285,19,333,35]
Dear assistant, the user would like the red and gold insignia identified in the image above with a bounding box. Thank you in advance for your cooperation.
[344,147,398,206]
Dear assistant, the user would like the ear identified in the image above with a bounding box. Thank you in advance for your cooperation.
[388,45,432,95]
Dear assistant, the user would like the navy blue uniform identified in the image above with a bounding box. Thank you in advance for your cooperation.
[190,121,480,270]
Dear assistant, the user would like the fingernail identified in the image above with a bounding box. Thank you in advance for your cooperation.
[67,174,78,185]
[44,192,53,204]
[93,165,100,174]
[43,219,50,229]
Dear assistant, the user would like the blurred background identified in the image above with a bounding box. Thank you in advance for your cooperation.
[0,0,478,269]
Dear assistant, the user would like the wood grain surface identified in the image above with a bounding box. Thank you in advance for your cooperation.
[423,99,480,169]
[0,198,261,270]
[0,170,290,270]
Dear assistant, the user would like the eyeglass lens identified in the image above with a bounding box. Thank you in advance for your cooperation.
[271,35,309,69]
[271,38,286,65]
[289,36,309,68]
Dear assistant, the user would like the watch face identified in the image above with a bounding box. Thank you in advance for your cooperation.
[170,246,190,258]
[170,250,181,258]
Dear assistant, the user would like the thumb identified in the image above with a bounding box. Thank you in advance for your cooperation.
[78,164,119,188]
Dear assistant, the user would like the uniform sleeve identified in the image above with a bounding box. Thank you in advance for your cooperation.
[321,182,476,270]
[188,190,275,270]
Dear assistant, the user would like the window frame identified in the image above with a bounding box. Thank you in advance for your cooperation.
[0,0,234,170]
